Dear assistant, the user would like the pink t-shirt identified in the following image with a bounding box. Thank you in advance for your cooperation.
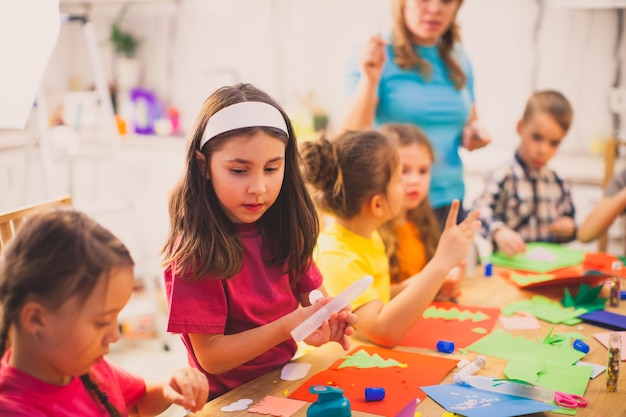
[0,351,146,417]
[165,223,322,399]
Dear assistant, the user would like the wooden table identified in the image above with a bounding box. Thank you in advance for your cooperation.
[191,271,625,417]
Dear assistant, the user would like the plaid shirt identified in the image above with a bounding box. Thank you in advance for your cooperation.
[472,152,576,245]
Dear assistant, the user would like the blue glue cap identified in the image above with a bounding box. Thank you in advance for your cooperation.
[437,340,455,353]
[573,339,590,354]
[365,387,385,402]
[484,263,493,277]
[621,290,626,300]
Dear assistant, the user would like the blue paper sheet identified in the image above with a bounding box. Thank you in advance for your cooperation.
[421,383,557,417]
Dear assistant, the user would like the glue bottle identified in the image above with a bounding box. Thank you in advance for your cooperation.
[453,355,486,384]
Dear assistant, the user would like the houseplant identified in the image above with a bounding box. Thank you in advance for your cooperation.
[109,4,141,91]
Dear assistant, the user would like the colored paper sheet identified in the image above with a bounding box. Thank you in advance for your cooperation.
[562,284,607,312]
[248,396,306,417]
[593,331,626,360]
[489,242,585,273]
[498,311,541,330]
[399,302,500,349]
[421,383,557,417]
[579,310,626,331]
[575,361,606,378]
[503,268,606,289]
[466,330,585,368]
[503,354,544,383]
[289,346,458,417]
[527,363,593,415]
[338,350,406,369]
[501,296,586,325]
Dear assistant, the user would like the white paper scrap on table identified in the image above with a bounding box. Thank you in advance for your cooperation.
[281,362,312,381]
[220,398,253,412]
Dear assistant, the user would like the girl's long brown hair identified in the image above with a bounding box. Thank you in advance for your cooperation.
[377,123,439,282]
[162,83,319,284]
[0,208,133,416]
[391,0,466,89]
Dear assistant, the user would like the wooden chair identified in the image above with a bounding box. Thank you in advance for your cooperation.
[0,195,72,253]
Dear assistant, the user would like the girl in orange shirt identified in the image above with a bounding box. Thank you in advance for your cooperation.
[378,123,461,300]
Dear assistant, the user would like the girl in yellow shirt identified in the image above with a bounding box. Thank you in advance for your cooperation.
[301,130,480,348]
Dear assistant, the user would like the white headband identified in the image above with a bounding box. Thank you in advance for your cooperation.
[199,101,289,149]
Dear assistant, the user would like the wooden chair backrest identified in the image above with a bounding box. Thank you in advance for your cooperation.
[0,195,73,253]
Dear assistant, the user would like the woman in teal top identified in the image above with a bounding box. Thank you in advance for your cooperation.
[344,0,491,225]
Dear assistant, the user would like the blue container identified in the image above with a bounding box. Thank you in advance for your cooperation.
[573,339,590,354]
[437,340,455,353]
[365,387,385,402]
[484,263,493,277]
[307,385,351,417]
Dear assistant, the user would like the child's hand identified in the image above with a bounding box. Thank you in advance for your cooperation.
[494,227,526,257]
[433,200,481,271]
[162,367,209,413]
[462,120,491,151]
[435,264,463,302]
[548,216,576,239]
[301,299,357,351]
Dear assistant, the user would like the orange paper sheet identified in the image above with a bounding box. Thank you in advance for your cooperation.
[398,302,500,349]
[289,346,457,417]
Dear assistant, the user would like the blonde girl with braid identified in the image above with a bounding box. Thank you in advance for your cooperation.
[0,208,208,417]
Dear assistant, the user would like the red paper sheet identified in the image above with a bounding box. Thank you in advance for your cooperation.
[289,346,457,417]
[398,302,500,349]
[499,252,618,289]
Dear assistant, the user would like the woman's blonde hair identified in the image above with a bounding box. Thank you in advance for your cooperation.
[391,0,466,89]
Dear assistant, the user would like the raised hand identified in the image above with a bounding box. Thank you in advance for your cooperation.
[433,200,481,271]
[359,34,387,83]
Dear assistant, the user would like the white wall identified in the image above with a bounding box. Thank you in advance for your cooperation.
[3,0,626,274]
[50,0,626,153]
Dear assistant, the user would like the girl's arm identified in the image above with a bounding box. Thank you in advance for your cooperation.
[188,297,355,375]
[578,187,626,242]
[133,368,209,416]
[354,201,480,348]
[343,35,386,130]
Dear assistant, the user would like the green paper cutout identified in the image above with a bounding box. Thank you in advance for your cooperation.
[458,348,468,355]
[562,283,607,312]
[421,305,490,322]
[338,349,407,369]
[471,327,487,334]
[489,242,585,273]
[504,354,544,383]
[502,296,586,325]
[531,364,593,415]
[542,326,565,345]
[466,330,584,368]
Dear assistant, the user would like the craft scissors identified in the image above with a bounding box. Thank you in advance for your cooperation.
[554,391,587,409]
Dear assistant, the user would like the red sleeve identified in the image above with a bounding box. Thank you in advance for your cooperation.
[164,266,228,335]
[296,261,323,294]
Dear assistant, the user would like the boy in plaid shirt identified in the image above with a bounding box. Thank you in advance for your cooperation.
[473,90,575,256]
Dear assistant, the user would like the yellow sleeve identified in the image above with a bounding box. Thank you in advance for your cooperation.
[316,249,382,312]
